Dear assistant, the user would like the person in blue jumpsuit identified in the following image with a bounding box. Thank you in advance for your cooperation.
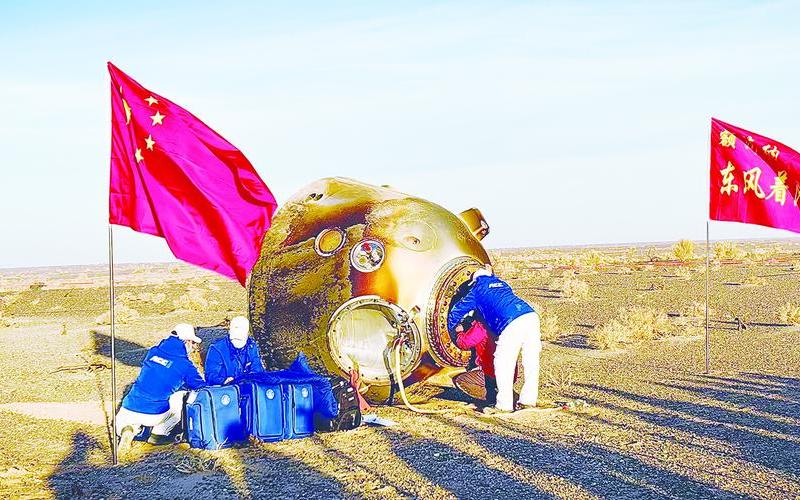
[448,265,541,414]
[204,316,266,385]
[115,323,205,453]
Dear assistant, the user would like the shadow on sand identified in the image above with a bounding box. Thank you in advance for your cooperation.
[45,371,799,498]
[47,432,346,499]
[90,328,230,368]
[90,331,149,368]
[574,372,800,480]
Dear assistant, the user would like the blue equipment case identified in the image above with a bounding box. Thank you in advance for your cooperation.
[239,382,314,442]
[287,383,315,438]
[185,385,246,449]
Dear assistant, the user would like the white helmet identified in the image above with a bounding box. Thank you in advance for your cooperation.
[229,316,249,349]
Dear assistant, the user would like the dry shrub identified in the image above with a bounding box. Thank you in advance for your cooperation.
[589,306,678,349]
[778,303,800,324]
[645,246,667,262]
[682,301,714,320]
[557,251,605,269]
[581,251,604,268]
[617,306,673,341]
[745,248,769,261]
[552,274,590,299]
[530,302,560,342]
[542,365,575,392]
[671,303,707,337]
[744,244,788,262]
[173,287,209,311]
[714,241,746,261]
[540,312,561,342]
[673,240,695,261]
[589,319,628,350]
[94,303,140,325]
[0,311,12,328]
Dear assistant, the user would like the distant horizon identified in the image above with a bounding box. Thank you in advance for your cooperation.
[3,234,799,273]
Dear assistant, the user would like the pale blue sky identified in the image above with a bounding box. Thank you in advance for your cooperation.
[2,1,800,268]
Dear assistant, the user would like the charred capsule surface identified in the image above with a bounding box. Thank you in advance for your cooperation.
[248,177,490,402]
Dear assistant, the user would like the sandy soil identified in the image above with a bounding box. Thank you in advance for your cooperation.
[1,241,799,498]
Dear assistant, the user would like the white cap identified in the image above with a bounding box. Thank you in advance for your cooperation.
[173,323,201,343]
[471,267,493,282]
[229,316,249,349]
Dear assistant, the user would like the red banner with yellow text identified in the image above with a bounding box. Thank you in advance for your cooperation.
[710,118,800,233]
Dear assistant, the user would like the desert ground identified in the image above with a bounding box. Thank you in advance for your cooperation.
[1,240,799,499]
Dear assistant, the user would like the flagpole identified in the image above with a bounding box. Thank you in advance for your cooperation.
[108,224,118,465]
[705,220,710,374]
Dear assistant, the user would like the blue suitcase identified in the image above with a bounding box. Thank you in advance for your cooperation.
[185,385,246,449]
[285,383,314,439]
[240,382,314,442]
[240,382,285,442]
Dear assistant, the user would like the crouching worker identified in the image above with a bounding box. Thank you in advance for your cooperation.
[448,265,541,414]
[204,316,265,385]
[116,324,205,453]
[454,313,498,406]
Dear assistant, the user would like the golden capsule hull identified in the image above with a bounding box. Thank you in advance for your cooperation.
[248,177,490,402]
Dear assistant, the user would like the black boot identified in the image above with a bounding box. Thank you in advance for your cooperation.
[484,376,498,407]
[146,433,174,446]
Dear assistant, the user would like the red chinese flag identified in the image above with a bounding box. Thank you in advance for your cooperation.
[710,118,800,233]
[108,62,277,285]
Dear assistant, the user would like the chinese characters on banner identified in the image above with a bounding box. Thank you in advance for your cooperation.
[710,118,800,234]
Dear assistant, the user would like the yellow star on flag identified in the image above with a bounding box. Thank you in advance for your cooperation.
[122,99,132,125]
[135,148,144,163]
[144,134,156,151]
[144,96,159,106]
[150,111,165,126]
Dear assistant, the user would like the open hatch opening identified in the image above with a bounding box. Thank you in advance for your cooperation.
[327,297,421,384]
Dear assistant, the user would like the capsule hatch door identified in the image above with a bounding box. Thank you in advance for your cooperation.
[327,296,422,385]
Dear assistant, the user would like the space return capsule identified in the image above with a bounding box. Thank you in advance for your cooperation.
[248,177,491,402]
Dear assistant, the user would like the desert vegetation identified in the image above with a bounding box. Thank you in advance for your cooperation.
[713,241,746,261]
[3,241,800,498]
[532,302,561,342]
[551,273,590,299]
[778,302,800,324]
[672,239,695,261]
[588,306,682,350]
